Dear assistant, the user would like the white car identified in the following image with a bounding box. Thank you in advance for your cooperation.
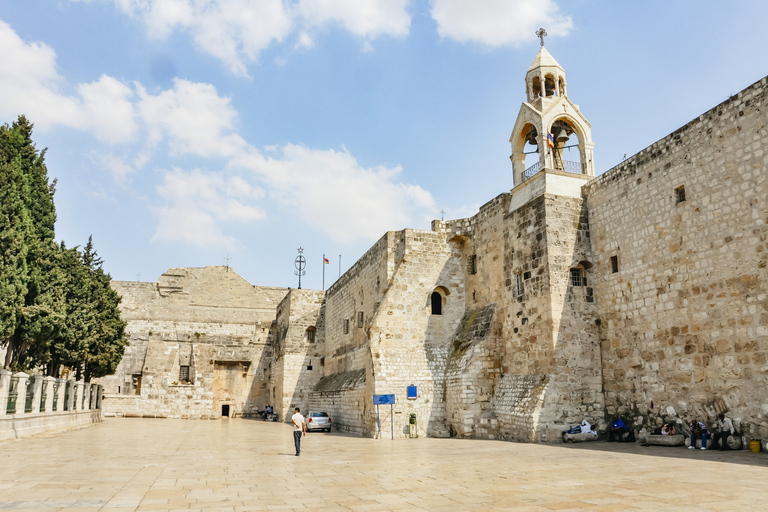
[306,411,332,432]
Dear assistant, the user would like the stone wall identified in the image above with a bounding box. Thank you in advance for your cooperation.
[100,266,288,419]
[309,368,366,435]
[584,75,768,439]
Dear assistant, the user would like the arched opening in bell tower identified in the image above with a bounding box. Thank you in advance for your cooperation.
[549,118,583,174]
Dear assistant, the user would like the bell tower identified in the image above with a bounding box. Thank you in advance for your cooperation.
[509,30,595,188]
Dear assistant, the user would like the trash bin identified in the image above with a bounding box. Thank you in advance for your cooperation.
[408,413,418,438]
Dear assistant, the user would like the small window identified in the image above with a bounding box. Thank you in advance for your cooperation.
[570,268,585,287]
[514,274,524,299]
[343,319,349,334]
[431,291,442,315]
[610,255,619,273]
[179,366,190,383]
[675,185,686,204]
[307,360,313,371]
[306,326,316,343]
[357,311,364,328]
[467,254,477,275]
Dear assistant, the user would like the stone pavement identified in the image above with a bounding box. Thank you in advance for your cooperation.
[0,419,766,511]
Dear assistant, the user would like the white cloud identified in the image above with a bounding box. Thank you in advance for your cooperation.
[78,75,138,144]
[137,79,248,158]
[430,0,572,46]
[153,167,266,247]
[0,19,80,129]
[75,0,411,74]
[85,0,294,76]
[90,152,136,181]
[233,144,435,243]
[0,21,138,143]
[297,0,410,38]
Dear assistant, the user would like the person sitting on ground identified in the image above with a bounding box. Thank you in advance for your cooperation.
[688,418,708,450]
[661,423,676,436]
[608,414,628,442]
[712,412,735,451]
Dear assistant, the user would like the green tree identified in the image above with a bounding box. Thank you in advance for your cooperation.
[0,116,62,370]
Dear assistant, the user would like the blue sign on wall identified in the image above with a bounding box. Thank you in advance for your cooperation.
[407,385,417,399]
[373,394,395,405]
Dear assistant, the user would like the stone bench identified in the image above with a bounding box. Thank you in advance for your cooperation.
[563,432,599,443]
[645,434,685,446]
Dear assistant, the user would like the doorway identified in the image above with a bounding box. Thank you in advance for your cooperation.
[222,404,230,417]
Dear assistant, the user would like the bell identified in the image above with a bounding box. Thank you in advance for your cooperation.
[555,128,569,143]
[526,127,538,145]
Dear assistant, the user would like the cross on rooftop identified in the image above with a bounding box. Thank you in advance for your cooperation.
[440,209,446,221]
[536,28,547,47]
[224,254,232,271]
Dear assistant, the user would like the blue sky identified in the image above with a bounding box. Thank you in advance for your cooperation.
[1,0,766,290]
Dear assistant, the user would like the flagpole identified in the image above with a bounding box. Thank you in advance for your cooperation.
[322,254,325,290]
[338,255,341,278]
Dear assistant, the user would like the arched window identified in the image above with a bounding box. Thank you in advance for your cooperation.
[305,326,316,343]
[431,292,442,315]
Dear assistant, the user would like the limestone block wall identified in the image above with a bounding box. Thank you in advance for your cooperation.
[584,75,768,439]
[270,289,325,421]
[537,195,605,438]
[309,368,367,435]
[445,304,497,437]
[367,229,464,438]
[100,266,289,419]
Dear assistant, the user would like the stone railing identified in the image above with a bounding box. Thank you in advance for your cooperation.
[0,369,104,440]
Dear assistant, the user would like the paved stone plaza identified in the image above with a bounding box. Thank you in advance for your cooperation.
[1,419,766,511]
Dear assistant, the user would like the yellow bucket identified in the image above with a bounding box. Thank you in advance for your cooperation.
[750,440,761,453]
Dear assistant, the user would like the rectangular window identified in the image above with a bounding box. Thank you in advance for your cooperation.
[343,319,350,334]
[610,255,619,273]
[467,254,477,275]
[179,365,190,383]
[570,268,585,287]
[306,328,316,343]
[675,185,686,204]
[357,311,364,328]
[514,273,524,299]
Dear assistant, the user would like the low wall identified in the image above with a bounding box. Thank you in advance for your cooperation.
[0,409,103,441]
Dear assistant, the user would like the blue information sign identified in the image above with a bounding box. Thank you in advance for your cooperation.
[373,394,395,405]
[407,385,417,399]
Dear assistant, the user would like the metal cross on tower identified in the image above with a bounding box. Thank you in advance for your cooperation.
[224,253,232,271]
[294,247,306,289]
[535,27,547,46]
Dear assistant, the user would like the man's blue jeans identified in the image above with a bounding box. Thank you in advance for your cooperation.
[293,431,302,455]
[691,433,707,448]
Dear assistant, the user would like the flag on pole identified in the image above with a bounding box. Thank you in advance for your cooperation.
[547,132,555,148]
[324,257,330,264]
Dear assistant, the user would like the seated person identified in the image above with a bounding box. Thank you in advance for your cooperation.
[688,418,708,450]
[661,423,676,436]
[712,413,735,451]
[608,414,628,442]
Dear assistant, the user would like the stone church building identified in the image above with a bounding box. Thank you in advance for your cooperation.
[100,46,768,445]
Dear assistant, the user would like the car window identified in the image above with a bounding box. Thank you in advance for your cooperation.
[320,412,329,417]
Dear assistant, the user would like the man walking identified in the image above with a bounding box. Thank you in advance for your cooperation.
[292,407,306,456]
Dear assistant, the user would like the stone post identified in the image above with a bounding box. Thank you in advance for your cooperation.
[0,369,11,416]
[74,381,84,411]
[83,383,91,410]
[65,380,76,411]
[29,376,43,413]
[56,378,66,411]
[42,377,56,412]
[14,372,29,415]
